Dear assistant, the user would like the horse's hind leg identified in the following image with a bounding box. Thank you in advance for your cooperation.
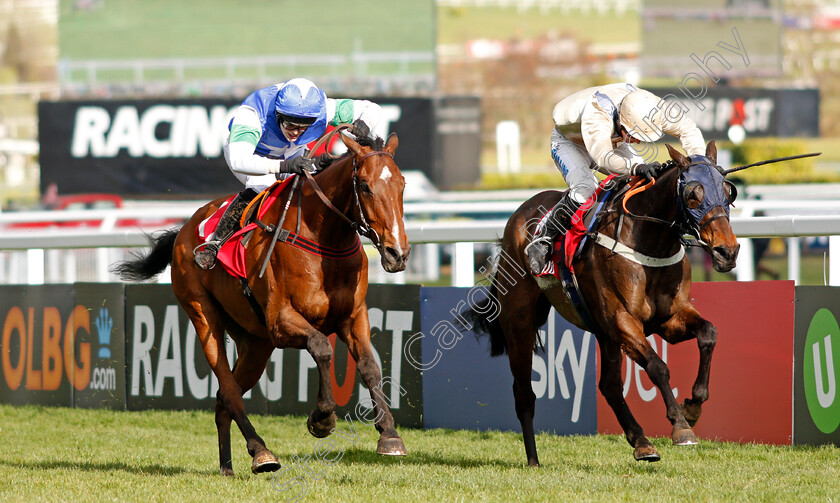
[597,336,660,462]
[500,290,549,467]
[345,313,406,456]
[223,336,280,474]
[179,293,277,475]
[659,305,717,427]
[508,340,540,466]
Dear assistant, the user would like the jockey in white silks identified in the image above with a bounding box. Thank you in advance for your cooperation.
[194,78,382,270]
[524,82,707,275]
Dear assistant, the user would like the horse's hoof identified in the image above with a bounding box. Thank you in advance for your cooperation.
[672,427,699,446]
[681,399,702,427]
[307,411,337,439]
[633,445,661,462]
[251,450,281,474]
[220,467,235,477]
[377,436,407,456]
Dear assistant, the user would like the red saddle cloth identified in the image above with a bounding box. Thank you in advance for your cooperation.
[196,177,296,278]
[542,175,615,278]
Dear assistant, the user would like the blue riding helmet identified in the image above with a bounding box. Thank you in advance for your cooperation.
[274,78,326,127]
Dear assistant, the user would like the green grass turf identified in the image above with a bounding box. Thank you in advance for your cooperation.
[1,404,838,502]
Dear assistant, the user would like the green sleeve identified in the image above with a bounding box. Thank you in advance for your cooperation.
[229,124,261,146]
[329,99,355,126]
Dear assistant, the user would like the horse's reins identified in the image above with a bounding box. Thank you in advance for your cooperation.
[619,160,722,245]
[258,125,387,277]
[302,149,391,250]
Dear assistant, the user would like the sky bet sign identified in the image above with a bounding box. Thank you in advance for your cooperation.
[418,287,597,435]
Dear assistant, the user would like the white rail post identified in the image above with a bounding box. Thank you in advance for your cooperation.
[735,238,754,282]
[423,243,440,282]
[452,242,475,287]
[787,237,801,285]
[26,248,45,284]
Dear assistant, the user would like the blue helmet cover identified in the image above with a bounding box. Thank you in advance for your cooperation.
[274,78,326,120]
[681,155,730,224]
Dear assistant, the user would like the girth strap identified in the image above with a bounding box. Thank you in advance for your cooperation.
[594,233,685,267]
[239,277,266,326]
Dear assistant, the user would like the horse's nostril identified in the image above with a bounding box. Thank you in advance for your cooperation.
[714,246,734,262]
[385,247,400,261]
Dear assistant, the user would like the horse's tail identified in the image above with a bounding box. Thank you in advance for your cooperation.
[110,228,179,282]
[460,280,509,357]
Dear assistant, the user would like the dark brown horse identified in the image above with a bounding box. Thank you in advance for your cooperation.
[112,132,410,475]
[466,141,739,465]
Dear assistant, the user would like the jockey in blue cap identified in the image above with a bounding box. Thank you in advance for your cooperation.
[194,78,382,270]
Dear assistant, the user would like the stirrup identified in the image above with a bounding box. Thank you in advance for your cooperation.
[525,236,553,275]
[193,241,220,270]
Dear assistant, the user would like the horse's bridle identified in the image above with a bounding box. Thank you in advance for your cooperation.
[301,150,393,251]
[618,159,731,248]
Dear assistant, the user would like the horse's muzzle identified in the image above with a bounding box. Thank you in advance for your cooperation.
[711,243,740,273]
[381,244,411,273]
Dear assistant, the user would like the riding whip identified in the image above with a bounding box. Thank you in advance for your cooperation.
[258,175,299,278]
[724,152,821,175]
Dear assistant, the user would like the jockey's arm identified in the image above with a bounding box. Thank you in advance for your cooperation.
[581,108,638,176]
[226,106,283,175]
[326,98,382,132]
[663,113,706,157]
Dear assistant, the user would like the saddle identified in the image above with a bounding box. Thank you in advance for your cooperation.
[539,175,622,279]
[196,175,363,279]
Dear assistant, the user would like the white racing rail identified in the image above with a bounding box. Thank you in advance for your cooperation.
[2,201,840,286]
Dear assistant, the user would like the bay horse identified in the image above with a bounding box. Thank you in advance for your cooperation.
[112,132,410,475]
[466,141,739,465]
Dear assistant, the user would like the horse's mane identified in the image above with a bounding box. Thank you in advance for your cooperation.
[315,135,386,170]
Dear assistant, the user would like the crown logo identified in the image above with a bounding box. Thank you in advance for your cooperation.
[94,307,113,359]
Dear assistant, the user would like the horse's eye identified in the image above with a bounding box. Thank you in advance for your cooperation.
[360,181,372,195]
[723,180,738,205]
[684,181,704,209]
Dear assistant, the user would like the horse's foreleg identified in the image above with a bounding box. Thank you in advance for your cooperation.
[659,306,717,427]
[597,335,659,462]
[346,315,406,456]
[617,313,698,448]
[305,332,338,438]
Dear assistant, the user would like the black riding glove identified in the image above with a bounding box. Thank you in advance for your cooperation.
[630,162,662,182]
[281,156,316,176]
[351,118,370,139]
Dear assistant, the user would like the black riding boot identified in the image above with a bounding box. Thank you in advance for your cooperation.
[525,193,582,275]
[194,188,258,270]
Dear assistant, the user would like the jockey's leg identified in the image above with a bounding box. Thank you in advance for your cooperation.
[525,129,597,275]
[195,187,258,270]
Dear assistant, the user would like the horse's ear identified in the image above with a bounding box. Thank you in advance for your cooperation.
[340,131,363,156]
[667,144,689,167]
[705,140,717,164]
[384,132,398,155]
